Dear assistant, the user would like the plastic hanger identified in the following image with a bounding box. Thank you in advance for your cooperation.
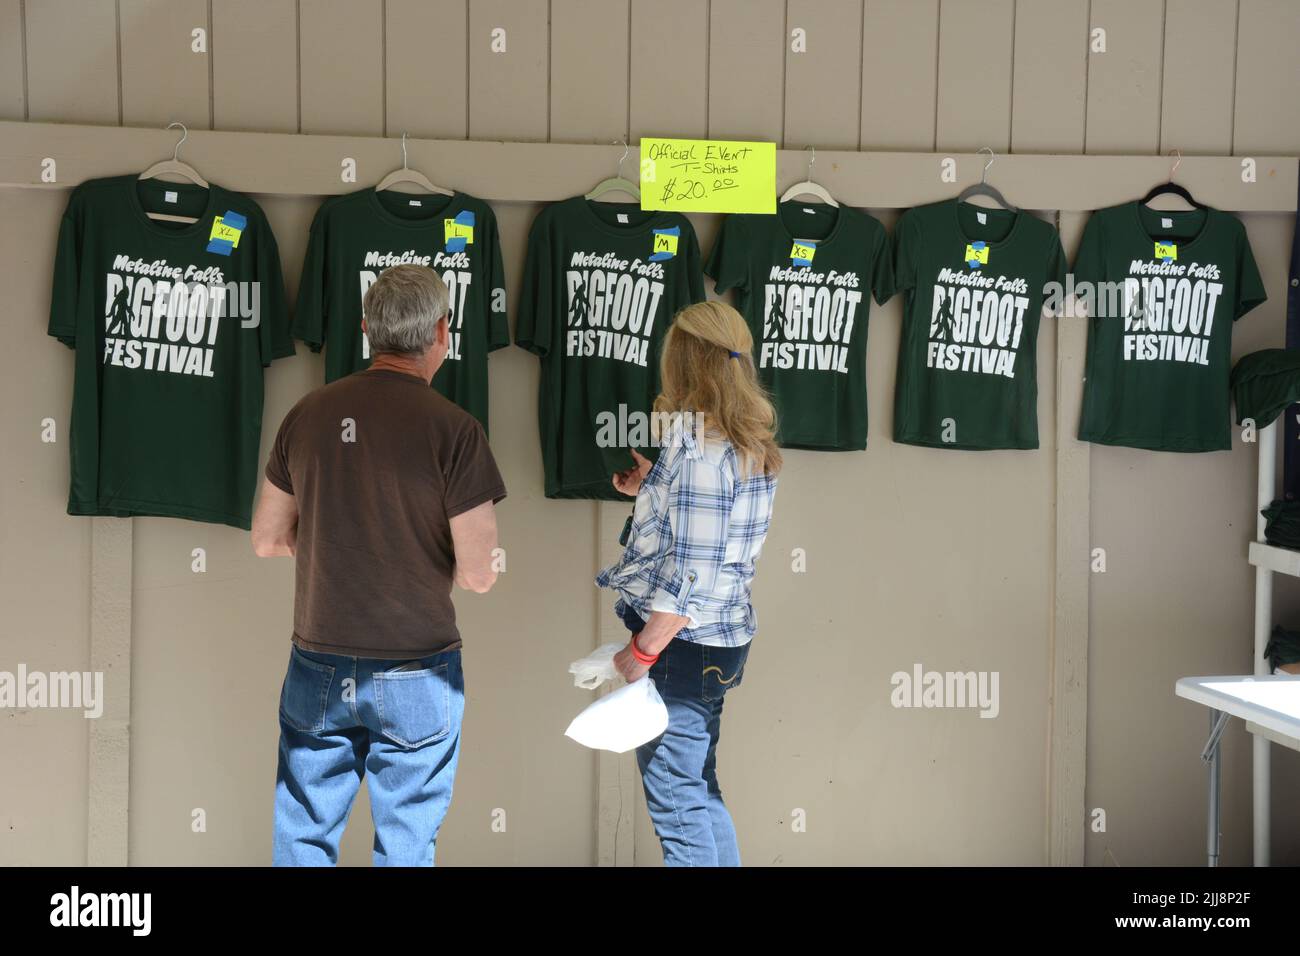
[1140,149,1202,209]
[375,132,453,195]
[585,139,641,201]
[957,146,1018,212]
[137,122,207,224]
[779,146,838,207]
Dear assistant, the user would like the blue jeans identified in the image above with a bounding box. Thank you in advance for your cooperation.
[621,605,751,867]
[273,644,465,867]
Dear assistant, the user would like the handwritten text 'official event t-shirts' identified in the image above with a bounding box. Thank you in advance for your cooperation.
[1074,202,1267,452]
[48,175,295,529]
[892,200,1067,450]
[705,202,895,450]
[516,197,705,500]
[293,188,509,431]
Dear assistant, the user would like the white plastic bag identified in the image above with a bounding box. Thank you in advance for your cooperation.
[564,676,669,753]
[568,642,624,689]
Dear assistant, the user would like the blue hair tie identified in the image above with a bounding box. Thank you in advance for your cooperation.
[728,351,741,359]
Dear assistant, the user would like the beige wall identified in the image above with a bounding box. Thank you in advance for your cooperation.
[1,0,1298,866]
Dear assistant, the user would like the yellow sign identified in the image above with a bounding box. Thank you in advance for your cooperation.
[209,216,242,248]
[444,219,474,245]
[640,137,776,214]
[964,243,989,266]
[1155,241,1177,261]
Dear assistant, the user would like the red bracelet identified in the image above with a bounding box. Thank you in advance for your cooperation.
[630,633,659,665]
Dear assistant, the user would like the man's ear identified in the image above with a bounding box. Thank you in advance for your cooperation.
[437,314,451,348]
[360,316,368,336]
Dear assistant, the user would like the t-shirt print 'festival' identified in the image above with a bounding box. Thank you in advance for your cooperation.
[515,197,704,500]
[706,202,894,450]
[892,199,1067,450]
[1074,202,1266,452]
[47,175,294,529]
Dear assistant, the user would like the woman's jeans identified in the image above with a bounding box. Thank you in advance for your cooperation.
[273,644,465,867]
[621,605,751,867]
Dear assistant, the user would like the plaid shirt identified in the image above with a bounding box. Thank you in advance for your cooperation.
[596,416,778,647]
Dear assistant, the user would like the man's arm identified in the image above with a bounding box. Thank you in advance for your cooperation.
[449,498,499,593]
[251,478,299,557]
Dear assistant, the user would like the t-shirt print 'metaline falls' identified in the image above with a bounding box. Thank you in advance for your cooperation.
[1074,202,1267,452]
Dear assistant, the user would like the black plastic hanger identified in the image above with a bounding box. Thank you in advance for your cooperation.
[1140,149,1203,208]
[957,147,1017,213]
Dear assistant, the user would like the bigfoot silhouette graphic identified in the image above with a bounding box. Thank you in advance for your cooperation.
[568,274,591,329]
[105,285,135,336]
[766,295,791,342]
[930,293,957,343]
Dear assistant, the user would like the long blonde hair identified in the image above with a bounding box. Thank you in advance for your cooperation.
[654,300,782,477]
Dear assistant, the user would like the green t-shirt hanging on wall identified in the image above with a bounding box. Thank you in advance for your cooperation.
[892,199,1067,450]
[705,203,894,450]
[516,197,705,500]
[1074,201,1267,452]
[293,188,509,431]
[47,175,295,529]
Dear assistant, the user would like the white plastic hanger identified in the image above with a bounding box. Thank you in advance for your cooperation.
[585,139,641,202]
[138,122,207,224]
[376,131,453,195]
[957,146,1018,212]
[780,146,838,207]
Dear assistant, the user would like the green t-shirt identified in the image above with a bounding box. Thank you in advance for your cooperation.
[516,197,705,500]
[1075,202,1267,451]
[293,188,509,430]
[705,203,894,450]
[892,200,1067,450]
[47,175,294,529]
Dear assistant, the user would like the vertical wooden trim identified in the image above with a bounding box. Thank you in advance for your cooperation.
[594,503,636,866]
[86,517,133,866]
[1047,210,1090,866]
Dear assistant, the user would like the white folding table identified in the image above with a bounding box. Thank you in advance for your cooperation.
[1175,674,1300,866]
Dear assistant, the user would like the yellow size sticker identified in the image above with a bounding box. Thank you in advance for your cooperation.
[653,231,678,255]
[444,219,474,245]
[790,241,816,263]
[209,216,242,248]
[964,243,989,266]
[1155,241,1178,261]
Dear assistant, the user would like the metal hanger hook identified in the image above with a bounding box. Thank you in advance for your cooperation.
[167,122,188,162]
[978,146,995,183]
[1168,148,1182,181]
[806,145,816,180]
[614,138,630,177]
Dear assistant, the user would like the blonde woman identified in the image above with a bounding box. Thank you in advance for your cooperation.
[596,300,781,867]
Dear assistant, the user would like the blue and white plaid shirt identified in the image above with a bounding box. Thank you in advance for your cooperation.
[596,416,778,647]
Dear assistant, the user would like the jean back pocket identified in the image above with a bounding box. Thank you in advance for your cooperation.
[279,646,335,733]
[701,643,750,701]
[373,661,453,749]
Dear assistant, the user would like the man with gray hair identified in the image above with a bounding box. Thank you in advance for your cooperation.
[252,264,506,866]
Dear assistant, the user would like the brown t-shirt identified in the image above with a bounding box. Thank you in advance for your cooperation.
[265,368,506,658]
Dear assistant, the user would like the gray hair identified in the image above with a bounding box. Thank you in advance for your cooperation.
[362,264,450,356]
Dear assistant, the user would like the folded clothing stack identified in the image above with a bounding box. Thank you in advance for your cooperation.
[1232,348,1300,428]
[1260,499,1300,549]
[1264,625,1300,675]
